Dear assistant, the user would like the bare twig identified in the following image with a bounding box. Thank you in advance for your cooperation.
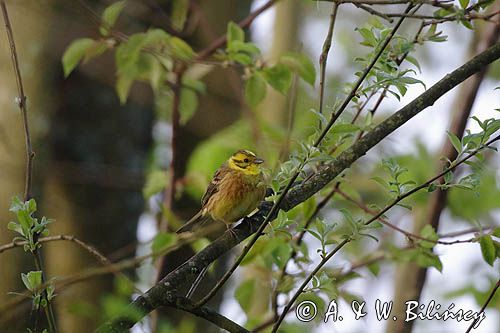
[1,1,33,201]
[318,2,340,117]
[0,234,141,294]
[280,73,299,160]
[0,228,217,318]
[195,0,277,61]
[337,225,492,277]
[354,3,394,22]
[313,4,414,147]
[335,188,477,245]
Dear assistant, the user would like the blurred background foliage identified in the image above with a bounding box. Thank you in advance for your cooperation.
[0,0,498,332]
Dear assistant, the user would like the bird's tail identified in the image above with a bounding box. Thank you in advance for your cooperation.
[176,211,205,233]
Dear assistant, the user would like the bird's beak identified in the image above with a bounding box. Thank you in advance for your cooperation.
[254,157,264,164]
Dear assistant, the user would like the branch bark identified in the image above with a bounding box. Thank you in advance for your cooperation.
[100,41,500,332]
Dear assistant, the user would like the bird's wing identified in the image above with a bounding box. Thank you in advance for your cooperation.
[201,163,229,207]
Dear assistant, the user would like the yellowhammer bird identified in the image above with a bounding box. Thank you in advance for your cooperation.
[176,149,266,234]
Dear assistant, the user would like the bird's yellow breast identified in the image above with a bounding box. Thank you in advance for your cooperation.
[204,170,265,224]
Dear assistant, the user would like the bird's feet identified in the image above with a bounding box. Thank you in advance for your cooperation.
[226,224,238,240]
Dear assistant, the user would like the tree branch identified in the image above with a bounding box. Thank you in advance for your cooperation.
[100,40,500,333]
[0,1,33,201]
[97,296,249,333]
[1,2,56,331]
[465,279,500,333]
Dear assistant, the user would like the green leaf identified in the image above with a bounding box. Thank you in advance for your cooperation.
[419,225,438,248]
[269,241,292,269]
[22,271,42,292]
[405,56,421,72]
[116,75,133,104]
[62,38,95,77]
[479,235,495,266]
[182,78,206,94]
[332,123,360,134]
[231,53,253,65]
[102,295,143,321]
[262,64,292,95]
[179,88,198,124]
[171,0,189,31]
[169,37,195,61]
[447,131,462,154]
[143,169,168,199]
[7,221,23,235]
[83,40,108,63]
[459,0,469,8]
[493,228,500,238]
[144,28,171,46]
[100,0,126,36]
[227,41,260,55]
[9,196,24,213]
[444,170,453,184]
[235,279,255,313]
[460,20,474,30]
[416,250,443,272]
[280,52,316,86]
[371,176,389,190]
[367,262,380,276]
[245,72,267,108]
[356,27,377,47]
[227,21,245,44]
[116,33,147,77]
[152,233,177,254]
[399,76,426,89]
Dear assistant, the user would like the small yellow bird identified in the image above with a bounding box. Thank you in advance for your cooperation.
[176,149,266,234]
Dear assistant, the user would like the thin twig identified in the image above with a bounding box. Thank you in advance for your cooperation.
[0,234,141,294]
[280,72,299,160]
[1,2,57,331]
[318,1,340,117]
[313,4,415,147]
[271,134,500,332]
[1,1,33,201]
[354,3,394,22]
[338,225,494,278]
[271,183,339,317]
[271,238,350,332]
[465,279,500,333]
[195,0,277,61]
[0,228,217,317]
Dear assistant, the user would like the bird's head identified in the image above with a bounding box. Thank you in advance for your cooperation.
[228,149,264,175]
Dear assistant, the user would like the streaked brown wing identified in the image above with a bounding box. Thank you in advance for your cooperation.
[201,163,229,208]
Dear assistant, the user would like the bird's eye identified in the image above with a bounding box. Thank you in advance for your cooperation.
[244,158,249,163]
